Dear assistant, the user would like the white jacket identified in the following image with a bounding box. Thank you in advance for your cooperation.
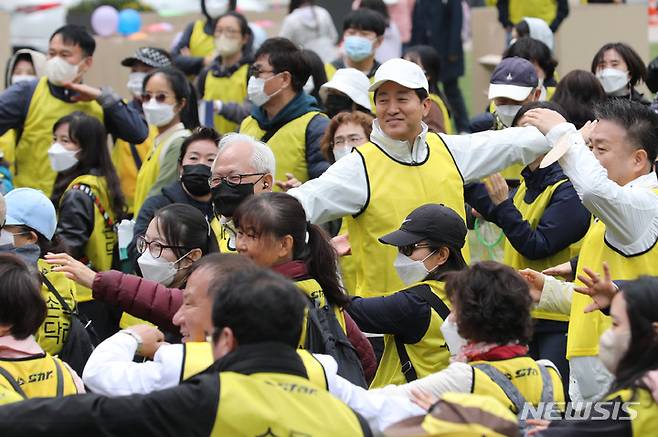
[279,6,338,63]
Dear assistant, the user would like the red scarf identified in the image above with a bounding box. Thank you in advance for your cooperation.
[455,342,529,363]
[272,260,308,281]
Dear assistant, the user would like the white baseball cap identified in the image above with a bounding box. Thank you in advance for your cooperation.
[369,58,429,93]
[320,68,371,110]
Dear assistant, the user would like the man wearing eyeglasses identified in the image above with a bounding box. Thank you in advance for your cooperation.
[239,38,330,190]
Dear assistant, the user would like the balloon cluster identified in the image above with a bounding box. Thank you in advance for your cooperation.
[91,6,142,37]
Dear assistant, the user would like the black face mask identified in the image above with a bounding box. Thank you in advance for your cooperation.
[324,93,354,118]
[181,164,212,197]
[211,182,255,218]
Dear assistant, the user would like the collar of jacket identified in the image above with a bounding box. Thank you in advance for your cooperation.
[163,181,214,218]
[370,118,429,164]
[212,342,308,378]
[272,260,309,281]
[521,161,566,193]
[210,54,253,78]
[331,58,380,79]
[251,91,320,132]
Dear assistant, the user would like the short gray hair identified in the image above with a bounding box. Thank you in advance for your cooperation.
[216,133,276,179]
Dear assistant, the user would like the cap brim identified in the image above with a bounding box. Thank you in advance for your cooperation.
[379,229,425,247]
[4,214,22,227]
[121,57,138,67]
[488,83,533,101]
[369,78,427,93]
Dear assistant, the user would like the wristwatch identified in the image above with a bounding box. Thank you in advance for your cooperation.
[120,329,143,353]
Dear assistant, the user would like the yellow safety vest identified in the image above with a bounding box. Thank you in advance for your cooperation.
[605,388,658,435]
[34,259,77,356]
[0,130,16,174]
[429,93,454,135]
[210,217,237,253]
[133,127,190,215]
[567,192,658,359]
[189,19,215,58]
[509,0,557,26]
[203,63,250,134]
[471,356,564,414]
[14,77,103,195]
[370,280,451,388]
[324,63,337,81]
[180,341,328,390]
[296,277,347,348]
[503,178,584,322]
[0,386,23,406]
[112,126,158,214]
[347,133,469,297]
[239,111,323,187]
[0,353,78,398]
[210,370,367,436]
[63,174,117,303]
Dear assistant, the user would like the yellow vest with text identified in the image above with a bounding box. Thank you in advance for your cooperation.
[239,111,323,187]
[14,77,103,195]
[370,280,451,388]
[35,259,77,355]
[180,341,328,390]
[567,195,658,358]
[189,19,215,58]
[605,388,658,436]
[133,127,190,215]
[203,64,250,134]
[503,178,582,322]
[471,356,564,414]
[112,126,158,213]
[509,0,557,26]
[347,133,469,297]
[0,354,78,398]
[296,277,347,348]
[210,371,367,436]
[429,93,454,135]
[63,175,117,303]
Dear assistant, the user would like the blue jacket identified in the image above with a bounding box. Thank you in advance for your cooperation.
[465,162,590,261]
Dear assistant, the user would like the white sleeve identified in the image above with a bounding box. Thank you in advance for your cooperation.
[547,123,658,252]
[82,333,182,396]
[442,126,550,183]
[288,152,368,224]
[314,354,425,434]
[373,362,473,399]
[534,275,574,316]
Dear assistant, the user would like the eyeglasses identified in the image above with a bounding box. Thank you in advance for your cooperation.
[332,135,366,147]
[215,28,241,37]
[248,65,275,78]
[208,173,265,188]
[399,243,433,257]
[136,236,188,259]
[141,92,171,103]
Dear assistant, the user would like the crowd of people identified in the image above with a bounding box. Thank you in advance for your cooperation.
[0,0,656,436]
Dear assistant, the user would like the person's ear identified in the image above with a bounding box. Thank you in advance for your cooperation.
[633,148,648,171]
[25,230,38,245]
[212,327,238,360]
[430,246,450,269]
[176,97,188,114]
[261,174,273,191]
[421,97,432,118]
[277,234,294,259]
[178,163,184,179]
[186,248,203,263]
[280,71,292,90]
[533,87,542,101]
[373,35,384,50]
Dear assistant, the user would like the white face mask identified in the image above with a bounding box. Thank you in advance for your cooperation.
[333,147,352,162]
[495,104,523,128]
[0,229,14,247]
[247,75,281,107]
[215,35,242,58]
[11,74,37,85]
[126,72,147,97]
[142,99,176,127]
[440,316,466,357]
[48,142,79,172]
[393,250,437,286]
[137,250,190,287]
[303,76,315,94]
[597,68,630,95]
[205,0,229,19]
[45,56,81,86]
[599,328,631,374]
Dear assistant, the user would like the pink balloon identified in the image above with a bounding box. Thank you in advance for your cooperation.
[91,5,119,37]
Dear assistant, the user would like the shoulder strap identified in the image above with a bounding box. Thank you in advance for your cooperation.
[69,183,115,229]
[394,336,417,383]
[472,362,528,414]
[52,357,64,397]
[128,143,143,170]
[40,273,72,314]
[0,367,27,398]
[538,364,555,404]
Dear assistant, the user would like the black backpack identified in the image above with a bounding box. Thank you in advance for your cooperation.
[40,274,99,375]
[304,301,368,388]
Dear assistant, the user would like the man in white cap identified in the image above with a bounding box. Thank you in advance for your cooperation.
[289,57,554,298]
[320,68,373,118]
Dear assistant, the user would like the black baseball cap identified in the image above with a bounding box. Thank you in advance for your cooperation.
[121,47,172,69]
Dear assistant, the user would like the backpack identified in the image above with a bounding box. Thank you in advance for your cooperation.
[304,301,368,388]
[41,274,99,375]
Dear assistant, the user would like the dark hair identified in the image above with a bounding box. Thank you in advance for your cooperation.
[301,49,328,104]
[50,24,95,57]
[289,0,313,13]
[189,253,257,297]
[342,9,386,37]
[610,277,658,394]
[445,261,533,345]
[211,267,307,347]
[551,70,606,129]
[50,112,126,221]
[594,99,658,164]
[143,67,200,130]
[201,0,237,21]
[359,0,390,22]
[153,203,219,260]
[233,192,350,307]
[514,20,530,39]
[178,126,221,165]
[512,100,568,128]
[404,45,442,94]
[0,253,47,339]
[503,37,557,82]
[591,42,647,88]
[320,111,374,162]
[254,37,311,93]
